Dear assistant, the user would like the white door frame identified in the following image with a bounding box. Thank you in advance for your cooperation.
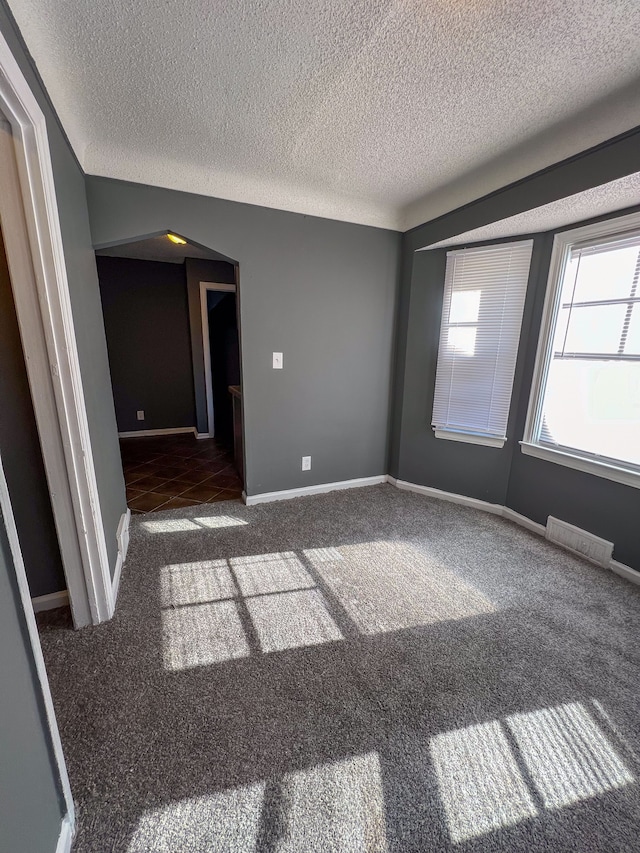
[0,453,75,847]
[200,280,237,438]
[0,31,113,625]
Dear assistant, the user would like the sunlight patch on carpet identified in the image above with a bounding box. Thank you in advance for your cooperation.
[162,600,249,670]
[431,720,537,843]
[230,552,315,597]
[161,560,236,607]
[246,589,343,653]
[506,702,634,809]
[311,541,496,634]
[126,782,265,852]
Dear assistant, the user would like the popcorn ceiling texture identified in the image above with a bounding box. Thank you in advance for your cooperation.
[424,171,640,249]
[7,0,640,230]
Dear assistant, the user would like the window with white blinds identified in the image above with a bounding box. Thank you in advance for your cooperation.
[432,240,533,447]
[522,213,640,489]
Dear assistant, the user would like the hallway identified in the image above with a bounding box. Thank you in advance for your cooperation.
[121,434,242,513]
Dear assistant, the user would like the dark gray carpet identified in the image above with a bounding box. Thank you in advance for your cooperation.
[39,484,640,852]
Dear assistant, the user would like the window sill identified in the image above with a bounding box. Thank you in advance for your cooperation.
[519,442,640,490]
[434,429,506,449]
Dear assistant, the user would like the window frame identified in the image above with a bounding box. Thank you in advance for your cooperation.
[521,210,640,490]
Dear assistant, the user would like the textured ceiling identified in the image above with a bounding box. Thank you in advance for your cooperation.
[7,1,640,230]
[422,172,640,249]
[95,235,231,264]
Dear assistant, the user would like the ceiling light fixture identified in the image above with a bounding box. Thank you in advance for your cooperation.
[167,233,186,245]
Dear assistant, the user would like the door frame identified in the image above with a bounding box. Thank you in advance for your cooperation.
[0,452,75,846]
[0,31,112,625]
[199,280,237,438]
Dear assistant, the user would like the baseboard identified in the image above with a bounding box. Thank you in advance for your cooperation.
[112,509,131,606]
[196,432,213,440]
[118,427,196,438]
[56,814,73,853]
[501,507,547,536]
[391,477,504,516]
[391,477,638,584]
[244,475,387,506]
[609,559,640,586]
[32,590,69,612]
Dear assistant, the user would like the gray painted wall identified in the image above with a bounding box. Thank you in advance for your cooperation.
[0,229,65,597]
[0,510,64,852]
[0,0,127,581]
[98,256,196,433]
[185,257,236,435]
[87,177,401,496]
[392,128,640,573]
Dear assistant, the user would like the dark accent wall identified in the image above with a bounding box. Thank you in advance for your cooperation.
[0,229,65,597]
[98,256,196,433]
[0,0,126,580]
[185,257,237,435]
[87,178,401,496]
[392,127,640,573]
[0,510,64,852]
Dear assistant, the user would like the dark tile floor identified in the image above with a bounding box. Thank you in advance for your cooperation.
[120,433,243,514]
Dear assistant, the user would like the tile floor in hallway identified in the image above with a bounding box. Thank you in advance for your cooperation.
[121,433,243,514]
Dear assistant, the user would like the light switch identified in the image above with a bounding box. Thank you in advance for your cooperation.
[137,410,145,421]
[302,456,311,471]
[273,352,283,369]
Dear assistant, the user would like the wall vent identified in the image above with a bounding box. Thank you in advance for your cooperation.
[546,516,613,567]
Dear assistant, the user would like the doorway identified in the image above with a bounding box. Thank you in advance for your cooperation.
[200,281,241,444]
[95,235,245,514]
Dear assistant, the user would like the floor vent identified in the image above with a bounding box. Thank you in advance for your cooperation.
[546,516,613,567]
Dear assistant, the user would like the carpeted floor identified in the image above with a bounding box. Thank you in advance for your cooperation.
[39,484,640,852]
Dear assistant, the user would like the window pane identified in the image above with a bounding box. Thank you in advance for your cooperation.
[625,305,640,355]
[541,359,640,466]
[566,246,639,303]
[562,304,627,355]
[449,289,480,323]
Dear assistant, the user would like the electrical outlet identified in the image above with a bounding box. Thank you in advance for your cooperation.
[273,352,283,369]
[137,410,145,421]
[302,456,311,471]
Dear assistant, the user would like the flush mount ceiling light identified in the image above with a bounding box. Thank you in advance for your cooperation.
[167,233,186,245]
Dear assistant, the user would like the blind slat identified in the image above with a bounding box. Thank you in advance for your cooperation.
[432,241,533,440]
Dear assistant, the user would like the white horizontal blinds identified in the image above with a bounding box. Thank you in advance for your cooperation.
[432,241,533,440]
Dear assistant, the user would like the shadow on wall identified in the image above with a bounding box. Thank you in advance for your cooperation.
[39,486,640,852]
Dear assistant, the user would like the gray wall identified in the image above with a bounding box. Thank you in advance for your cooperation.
[185,257,236,435]
[392,127,640,573]
[0,0,126,581]
[0,509,64,852]
[87,177,401,496]
[0,229,65,597]
[98,256,196,433]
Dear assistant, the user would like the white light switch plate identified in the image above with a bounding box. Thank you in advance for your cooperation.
[136,410,145,420]
[302,456,311,471]
[272,352,283,369]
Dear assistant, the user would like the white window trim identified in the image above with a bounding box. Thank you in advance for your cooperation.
[521,209,640,491]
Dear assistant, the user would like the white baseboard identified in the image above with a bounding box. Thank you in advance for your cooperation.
[112,509,131,606]
[390,476,638,584]
[118,427,196,438]
[32,589,69,612]
[390,477,504,516]
[196,432,213,440]
[56,814,73,853]
[501,507,547,536]
[609,559,640,586]
[244,475,387,506]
